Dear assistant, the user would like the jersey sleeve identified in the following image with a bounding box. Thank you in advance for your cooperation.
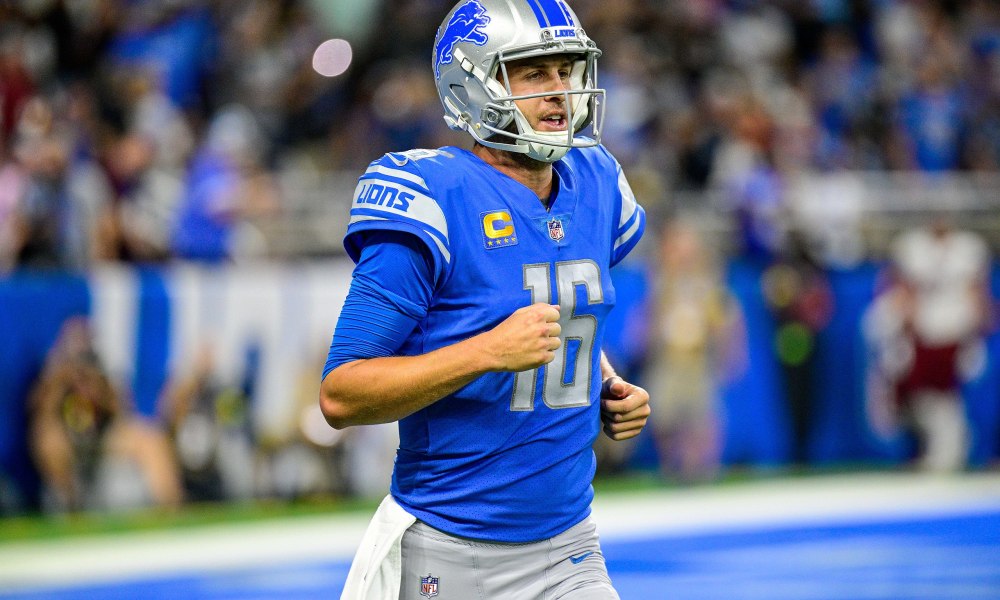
[611,161,645,266]
[343,154,451,286]
[323,231,434,380]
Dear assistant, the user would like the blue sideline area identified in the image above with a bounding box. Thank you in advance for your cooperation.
[3,509,998,599]
[2,260,1000,509]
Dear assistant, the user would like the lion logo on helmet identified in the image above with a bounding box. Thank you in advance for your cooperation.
[434,0,491,79]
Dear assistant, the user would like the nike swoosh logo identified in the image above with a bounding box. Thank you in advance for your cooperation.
[569,551,594,564]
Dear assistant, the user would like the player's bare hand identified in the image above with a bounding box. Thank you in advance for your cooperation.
[486,303,561,372]
[599,376,650,441]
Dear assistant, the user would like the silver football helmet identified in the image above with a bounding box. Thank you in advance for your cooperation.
[432,0,605,162]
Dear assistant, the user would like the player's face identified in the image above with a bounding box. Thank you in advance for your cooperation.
[502,55,577,133]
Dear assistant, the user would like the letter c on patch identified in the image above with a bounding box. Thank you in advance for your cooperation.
[483,211,514,239]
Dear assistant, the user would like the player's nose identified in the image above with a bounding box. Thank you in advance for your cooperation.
[542,80,569,101]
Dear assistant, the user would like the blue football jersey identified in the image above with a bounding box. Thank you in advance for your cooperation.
[343,145,645,542]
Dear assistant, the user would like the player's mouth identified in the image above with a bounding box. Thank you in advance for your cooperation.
[537,113,568,131]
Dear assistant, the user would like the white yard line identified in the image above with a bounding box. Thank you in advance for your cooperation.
[1,472,998,591]
[592,471,1000,541]
[0,514,369,590]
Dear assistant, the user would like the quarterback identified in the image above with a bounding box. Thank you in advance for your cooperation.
[321,0,649,598]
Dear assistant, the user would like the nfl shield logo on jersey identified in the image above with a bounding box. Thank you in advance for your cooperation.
[420,574,440,598]
[547,218,565,242]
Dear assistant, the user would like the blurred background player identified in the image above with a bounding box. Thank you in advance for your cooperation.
[865,215,992,472]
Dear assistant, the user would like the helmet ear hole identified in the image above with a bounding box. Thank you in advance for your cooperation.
[449,84,470,106]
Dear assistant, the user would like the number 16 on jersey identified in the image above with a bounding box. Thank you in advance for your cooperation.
[511,260,604,412]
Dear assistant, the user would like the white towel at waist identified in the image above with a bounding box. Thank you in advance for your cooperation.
[340,494,417,600]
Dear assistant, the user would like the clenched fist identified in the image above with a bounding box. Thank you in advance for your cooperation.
[485,303,562,372]
[600,376,650,441]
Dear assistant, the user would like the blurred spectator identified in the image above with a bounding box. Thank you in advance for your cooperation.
[212,0,336,153]
[169,105,280,262]
[160,344,256,502]
[878,1,968,172]
[599,34,659,167]
[717,95,789,262]
[28,317,183,512]
[761,229,835,464]
[0,22,36,156]
[368,59,445,151]
[98,71,194,262]
[667,65,746,193]
[103,0,217,113]
[806,26,880,170]
[890,52,967,172]
[645,219,743,482]
[961,0,1000,171]
[0,159,27,272]
[5,95,112,271]
[864,215,992,472]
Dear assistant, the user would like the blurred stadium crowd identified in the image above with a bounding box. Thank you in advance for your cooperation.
[1,0,999,516]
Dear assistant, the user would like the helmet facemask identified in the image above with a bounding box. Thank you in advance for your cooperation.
[477,50,605,162]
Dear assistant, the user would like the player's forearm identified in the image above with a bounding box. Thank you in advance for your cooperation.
[321,302,561,428]
[319,333,499,429]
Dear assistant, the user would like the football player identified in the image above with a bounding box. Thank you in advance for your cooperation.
[321,1,648,598]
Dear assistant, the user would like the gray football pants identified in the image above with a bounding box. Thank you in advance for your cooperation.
[398,516,619,600]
